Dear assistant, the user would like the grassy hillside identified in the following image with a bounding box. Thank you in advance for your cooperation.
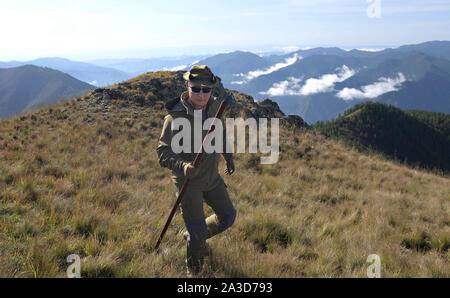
[0,73,448,278]
[313,102,450,173]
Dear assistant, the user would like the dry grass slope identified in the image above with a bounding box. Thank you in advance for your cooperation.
[0,72,449,277]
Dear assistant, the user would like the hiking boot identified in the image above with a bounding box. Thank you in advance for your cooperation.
[185,242,213,277]
[186,266,196,278]
[205,242,213,258]
[183,231,212,256]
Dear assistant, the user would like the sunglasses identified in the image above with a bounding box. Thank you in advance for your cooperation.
[189,86,212,93]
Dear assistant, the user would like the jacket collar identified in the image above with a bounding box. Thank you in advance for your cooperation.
[165,91,217,118]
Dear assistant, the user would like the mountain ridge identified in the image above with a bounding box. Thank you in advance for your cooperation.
[0,57,133,87]
[0,65,95,119]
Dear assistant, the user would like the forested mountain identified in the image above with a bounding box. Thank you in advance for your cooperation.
[313,102,450,172]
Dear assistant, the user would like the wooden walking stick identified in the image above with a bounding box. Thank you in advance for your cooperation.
[154,99,228,251]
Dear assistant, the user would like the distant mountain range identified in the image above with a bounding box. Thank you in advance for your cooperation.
[0,55,213,87]
[86,54,212,74]
[1,41,449,123]
[193,41,450,124]
[0,58,133,87]
[0,65,94,118]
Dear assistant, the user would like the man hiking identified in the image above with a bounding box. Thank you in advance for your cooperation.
[156,65,236,277]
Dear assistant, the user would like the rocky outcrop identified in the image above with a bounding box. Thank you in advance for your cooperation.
[88,71,309,129]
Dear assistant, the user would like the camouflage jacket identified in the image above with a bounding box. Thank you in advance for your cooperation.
[156,91,233,190]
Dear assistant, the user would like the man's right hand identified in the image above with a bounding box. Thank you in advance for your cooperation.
[183,163,199,179]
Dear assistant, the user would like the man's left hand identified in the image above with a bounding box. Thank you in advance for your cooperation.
[225,159,235,175]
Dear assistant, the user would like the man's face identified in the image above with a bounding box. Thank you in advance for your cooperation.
[186,82,212,109]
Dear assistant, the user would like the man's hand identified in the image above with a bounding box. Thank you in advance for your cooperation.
[225,159,235,175]
[183,163,199,179]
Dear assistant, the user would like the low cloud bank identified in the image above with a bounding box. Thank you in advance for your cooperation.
[260,65,355,97]
[232,53,301,84]
[258,76,304,96]
[336,73,406,101]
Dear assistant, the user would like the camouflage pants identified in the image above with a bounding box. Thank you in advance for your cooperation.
[176,176,236,274]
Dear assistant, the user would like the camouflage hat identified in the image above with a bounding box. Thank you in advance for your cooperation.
[183,65,218,87]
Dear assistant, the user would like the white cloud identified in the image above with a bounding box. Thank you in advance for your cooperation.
[231,53,302,84]
[342,47,386,52]
[259,76,304,96]
[336,73,406,101]
[247,54,301,79]
[271,45,302,53]
[356,48,386,52]
[281,46,301,53]
[166,65,187,71]
[299,65,355,96]
[260,65,355,97]
[164,59,201,71]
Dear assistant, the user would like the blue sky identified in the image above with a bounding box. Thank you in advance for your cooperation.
[1,0,450,60]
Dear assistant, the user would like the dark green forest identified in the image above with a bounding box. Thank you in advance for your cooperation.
[313,102,450,173]
[405,110,450,141]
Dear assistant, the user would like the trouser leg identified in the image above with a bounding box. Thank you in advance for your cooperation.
[203,179,237,239]
[178,187,208,274]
